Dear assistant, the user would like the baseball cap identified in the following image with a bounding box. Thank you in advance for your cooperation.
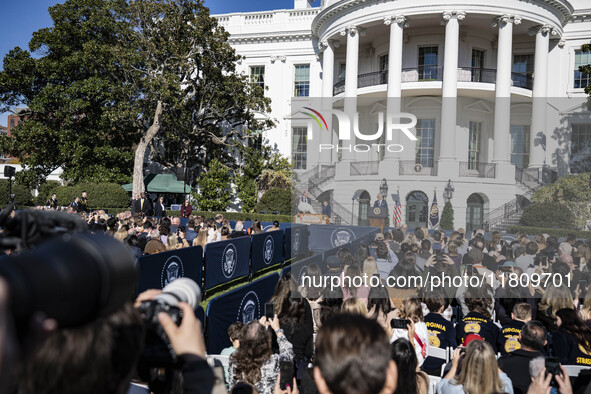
[462,333,484,346]
[325,255,341,269]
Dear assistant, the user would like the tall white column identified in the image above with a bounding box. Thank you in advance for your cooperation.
[529,25,550,169]
[439,11,465,167]
[492,15,521,178]
[320,39,337,164]
[341,26,360,160]
[383,15,406,161]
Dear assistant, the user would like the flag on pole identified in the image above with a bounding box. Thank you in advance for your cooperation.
[429,190,440,229]
[393,189,402,228]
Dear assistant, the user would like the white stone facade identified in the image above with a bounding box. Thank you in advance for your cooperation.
[215,0,591,231]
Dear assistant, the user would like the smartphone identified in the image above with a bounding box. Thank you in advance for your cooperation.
[265,303,275,320]
[500,266,512,273]
[390,319,411,329]
[466,264,474,276]
[545,357,562,388]
[279,361,294,390]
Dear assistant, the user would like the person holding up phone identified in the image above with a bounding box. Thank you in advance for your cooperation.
[388,298,429,367]
[228,315,294,394]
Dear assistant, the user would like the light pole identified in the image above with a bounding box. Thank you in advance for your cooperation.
[444,179,454,204]
[379,178,389,197]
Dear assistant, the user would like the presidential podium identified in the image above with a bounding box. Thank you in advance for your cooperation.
[368,206,388,232]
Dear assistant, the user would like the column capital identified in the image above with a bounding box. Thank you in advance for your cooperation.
[340,26,365,37]
[318,39,339,52]
[528,24,552,37]
[557,39,566,48]
[384,15,409,27]
[270,55,286,63]
[441,11,466,24]
[492,14,522,28]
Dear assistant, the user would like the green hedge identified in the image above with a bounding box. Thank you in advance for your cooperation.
[0,180,33,206]
[508,225,591,239]
[43,183,130,208]
[520,202,575,228]
[166,210,292,223]
[255,187,292,215]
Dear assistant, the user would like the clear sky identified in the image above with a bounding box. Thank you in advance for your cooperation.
[0,0,319,126]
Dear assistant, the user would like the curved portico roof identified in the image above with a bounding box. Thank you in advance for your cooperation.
[312,0,575,39]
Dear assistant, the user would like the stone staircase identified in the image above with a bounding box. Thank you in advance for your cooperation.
[483,167,555,232]
[295,164,358,225]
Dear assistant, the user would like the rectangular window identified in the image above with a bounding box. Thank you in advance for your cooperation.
[249,66,265,89]
[415,119,435,168]
[512,54,534,88]
[418,47,438,80]
[468,121,481,169]
[379,54,389,84]
[510,125,530,169]
[292,127,307,170]
[574,50,591,89]
[570,124,591,173]
[339,63,346,81]
[294,64,310,97]
[471,49,485,82]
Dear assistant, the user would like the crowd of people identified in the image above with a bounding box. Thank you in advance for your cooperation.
[8,196,591,394]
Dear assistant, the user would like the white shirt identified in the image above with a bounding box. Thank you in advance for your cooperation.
[390,321,429,366]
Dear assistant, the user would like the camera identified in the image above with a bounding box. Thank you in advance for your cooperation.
[137,278,201,364]
[0,230,137,332]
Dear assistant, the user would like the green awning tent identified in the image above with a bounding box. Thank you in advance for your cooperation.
[122,174,195,194]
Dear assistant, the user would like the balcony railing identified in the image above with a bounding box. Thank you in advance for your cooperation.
[333,67,534,94]
[350,161,379,176]
[458,67,497,83]
[402,67,443,82]
[399,160,437,176]
[511,72,534,90]
[459,161,496,178]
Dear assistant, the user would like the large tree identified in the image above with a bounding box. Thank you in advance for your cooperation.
[0,0,272,193]
[0,0,139,187]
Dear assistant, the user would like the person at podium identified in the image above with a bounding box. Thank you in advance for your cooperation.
[297,190,315,213]
[373,193,388,210]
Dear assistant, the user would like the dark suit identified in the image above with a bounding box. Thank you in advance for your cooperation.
[297,196,312,213]
[321,204,332,218]
[154,201,165,217]
[498,349,544,394]
[373,199,387,209]
[134,198,152,215]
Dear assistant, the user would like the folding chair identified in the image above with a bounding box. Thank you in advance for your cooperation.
[428,375,442,394]
[563,365,591,377]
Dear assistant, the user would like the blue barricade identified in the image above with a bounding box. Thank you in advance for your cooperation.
[206,273,279,353]
[251,230,284,274]
[308,224,379,252]
[204,237,251,290]
[284,224,309,261]
[136,246,203,294]
[283,253,323,286]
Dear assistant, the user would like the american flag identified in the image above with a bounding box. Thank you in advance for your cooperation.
[393,190,402,227]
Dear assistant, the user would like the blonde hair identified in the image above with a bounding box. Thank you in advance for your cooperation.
[455,340,505,394]
[341,298,368,315]
[539,284,574,318]
[114,229,127,242]
[363,257,378,278]
[194,228,208,249]
[512,302,532,321]
[404,233,418,246]
[167,234,181,250]
[399,298,423,323]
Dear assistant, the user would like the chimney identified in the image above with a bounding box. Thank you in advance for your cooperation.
[294,0,313,9]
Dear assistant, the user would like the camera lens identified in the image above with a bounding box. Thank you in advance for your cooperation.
[0,233,137,329]
[153,278,201,308]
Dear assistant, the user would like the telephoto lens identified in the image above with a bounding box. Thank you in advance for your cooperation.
[137,278,202,366]
[0,232,137,332]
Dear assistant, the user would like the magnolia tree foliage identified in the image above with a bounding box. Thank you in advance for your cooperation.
[0,0,272,192]
[581,43,591,95]
[192,158,232,211]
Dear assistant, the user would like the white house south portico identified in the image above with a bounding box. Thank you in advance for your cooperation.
[215,0,591,231]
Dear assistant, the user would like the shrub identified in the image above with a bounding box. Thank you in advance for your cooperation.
[255,187,292,215]
[49,183,129,208]
[520,202,575,228]
[193,159,232,211]
[0,180,33,206]
[508,226,591,240]
[35,180,62,205]
[166,210,292,223]
[440,201,454,230]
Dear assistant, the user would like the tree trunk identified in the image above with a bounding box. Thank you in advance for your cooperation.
[132,100,163,197]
